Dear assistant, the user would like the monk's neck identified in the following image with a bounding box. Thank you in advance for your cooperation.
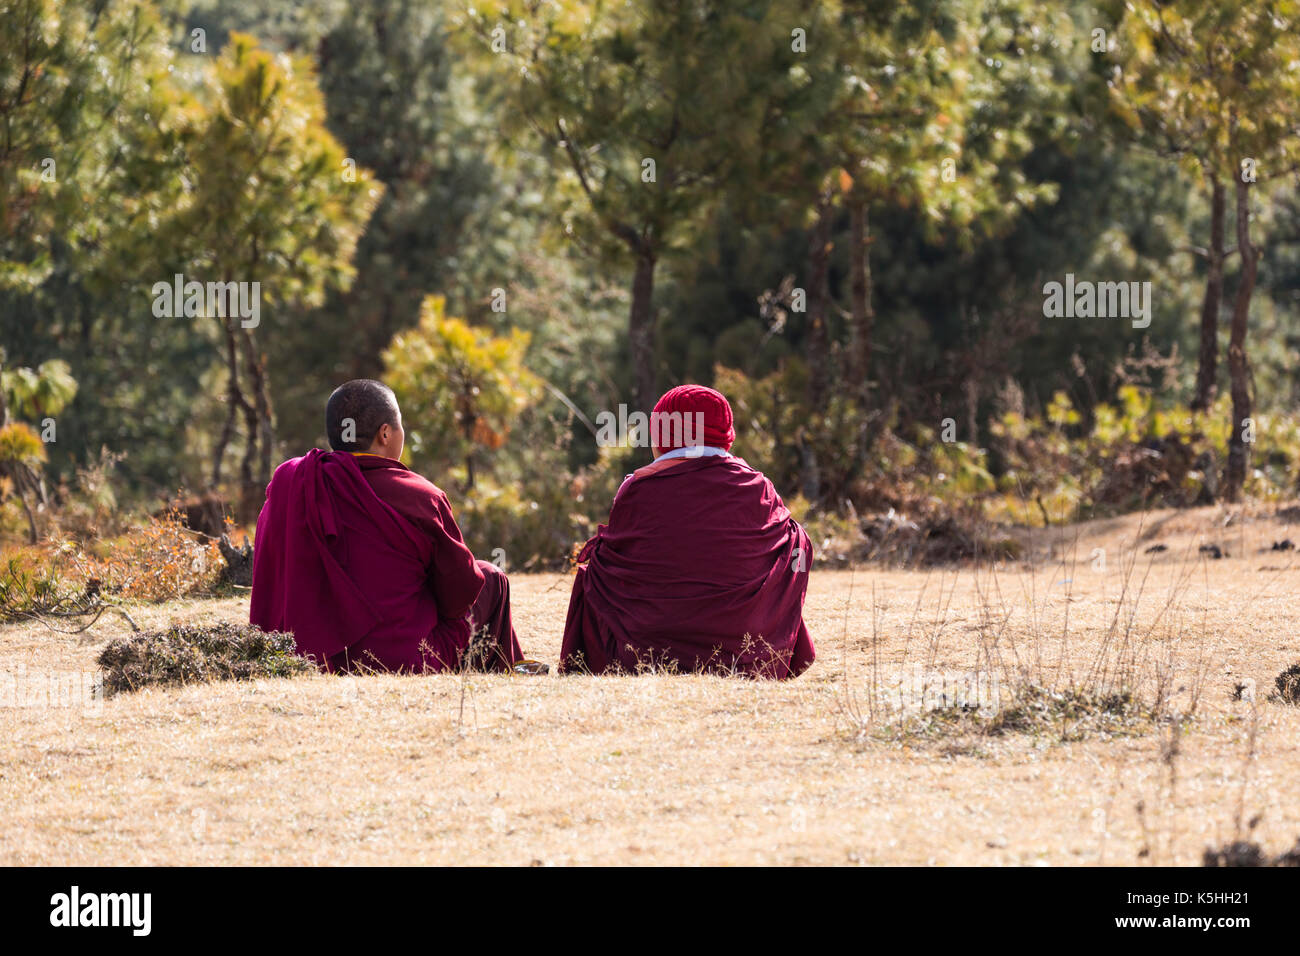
[349,451,402,463]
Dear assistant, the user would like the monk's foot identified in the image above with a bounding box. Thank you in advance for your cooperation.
[512,659,549,676]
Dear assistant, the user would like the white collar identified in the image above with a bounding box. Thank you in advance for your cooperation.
[653,445,732,462]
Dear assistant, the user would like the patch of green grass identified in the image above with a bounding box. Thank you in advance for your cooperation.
[882,684,1161,746]
[97,622,313,695]
[0,556,89,622]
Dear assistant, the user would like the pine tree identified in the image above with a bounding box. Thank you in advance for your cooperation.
[1115,0,1300,499]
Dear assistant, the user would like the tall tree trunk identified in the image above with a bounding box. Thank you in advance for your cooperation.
[801,189,834,502]
[1225,176,1258,502]
[848,192,874,398]
[847,191,877,476]
[239,327,275,483]
[805,191,833,414]
[1192,175,1226,413]
[211,319,248,489]
[237,327,275,526]
[17,486,37,544]
[629,249,658,413]
[237,383,258,521]
[460,410,477,491]
[964,376,979,445]
[1,458,39,543]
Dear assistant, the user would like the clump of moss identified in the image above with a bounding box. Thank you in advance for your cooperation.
[97,622,312,695]
[988,686,1154,740]
[884,684,1159,746]
[1204,838,1300,867]
[1274,663,1300,704]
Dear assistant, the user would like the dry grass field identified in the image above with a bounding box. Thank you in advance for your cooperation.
[4,504,1300,866]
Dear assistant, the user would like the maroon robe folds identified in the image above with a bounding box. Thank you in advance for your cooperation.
[250,449,522,673]
[560,454,815,678]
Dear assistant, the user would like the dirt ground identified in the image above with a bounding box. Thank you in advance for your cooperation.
[3,504,1300,865]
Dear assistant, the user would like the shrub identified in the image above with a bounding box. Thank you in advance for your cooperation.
[724,360,1300,538]
[97,622,312,695]
[50,449,128,541]
[0,552,89,622]
[69,506,224,601]
[989,388,1300,523]
[455,475,598,571]
[384,295,541,490]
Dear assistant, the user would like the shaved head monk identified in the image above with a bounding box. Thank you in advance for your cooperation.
[251,379,538,674]
[560,384,815,678]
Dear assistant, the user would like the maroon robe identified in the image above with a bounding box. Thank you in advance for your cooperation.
[560,454,815,678]
[250,449,522,673]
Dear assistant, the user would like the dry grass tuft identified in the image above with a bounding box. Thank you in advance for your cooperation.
[97,622,311,696]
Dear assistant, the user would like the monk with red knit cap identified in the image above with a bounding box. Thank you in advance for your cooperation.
[559,385,816,678]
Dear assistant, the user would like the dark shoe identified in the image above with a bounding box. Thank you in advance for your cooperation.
[512,659,550,675]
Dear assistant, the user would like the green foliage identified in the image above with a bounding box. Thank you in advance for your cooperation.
[1,358,77,421]
[170,0,556,453]
[5,0,1300,553]
[1112,0,1300,497]
[463,0,836,407]
[1113,0,1300,184]
[468,0,825,262]
[0,1,384,496]
[719,357,1300,532]
[0,0,177,290]
[0,554,84,622]
[163,32,382,306]
[384,296,541,488]
[826,0,1061,237]
[454,479,595,572]
[0,423,46,470]
[157,31,383,507]
[989,388,1300,523]
[0,352,75,540]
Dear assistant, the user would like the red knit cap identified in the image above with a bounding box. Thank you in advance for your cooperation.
[650,384,735,451]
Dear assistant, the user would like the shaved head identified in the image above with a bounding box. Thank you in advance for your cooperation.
[326,379,400,452]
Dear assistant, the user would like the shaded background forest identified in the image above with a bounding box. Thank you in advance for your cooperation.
[4,0,1300,569]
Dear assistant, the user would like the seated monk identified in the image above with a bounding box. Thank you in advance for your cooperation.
[559,384,815,679]
[250,379,541,674]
